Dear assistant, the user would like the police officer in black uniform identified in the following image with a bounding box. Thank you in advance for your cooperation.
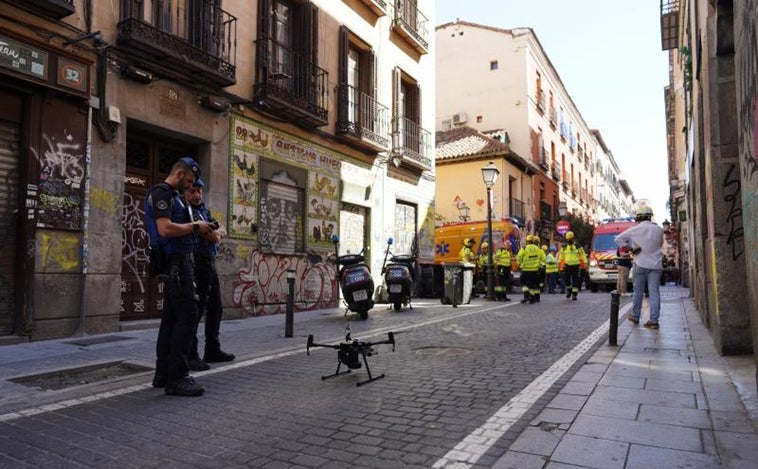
[184,178,235,369]
[145,156,213,397]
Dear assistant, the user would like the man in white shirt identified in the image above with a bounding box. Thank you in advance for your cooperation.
[615,205,664,329]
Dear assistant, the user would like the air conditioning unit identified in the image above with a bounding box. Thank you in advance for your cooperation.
[452,112,468,124]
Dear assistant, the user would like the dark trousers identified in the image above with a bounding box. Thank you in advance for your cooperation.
[563,265,581,295]
[496,266,511,297]
[192,257,223,357]
[156,257,199,381]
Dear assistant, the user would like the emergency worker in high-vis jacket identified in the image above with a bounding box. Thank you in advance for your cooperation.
[516,235,546,303]
[545,246,559,293]
[459,238,476,264]
[493,240,512,301]
[559,231,587,301]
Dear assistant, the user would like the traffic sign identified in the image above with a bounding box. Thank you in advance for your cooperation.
[556,220,570,235]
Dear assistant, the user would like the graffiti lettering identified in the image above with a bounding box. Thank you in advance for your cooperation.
[121,192,150,292]
[723,164,745,261]
[33,132,85,185]
[90,186,120,217]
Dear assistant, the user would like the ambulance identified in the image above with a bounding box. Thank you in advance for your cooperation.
[587,217,636,292]
[434,219,522,292]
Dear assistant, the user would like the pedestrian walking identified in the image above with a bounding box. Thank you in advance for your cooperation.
[559,231,586,301]
[185,179,235,370]
[615,205,664,329]
[145,156,214,397]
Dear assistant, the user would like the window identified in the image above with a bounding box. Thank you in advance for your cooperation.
[337,27,381,136]
[490,60,498,70]
[258,158,307,253]
[392,67,421,151]
[394,202,417,256]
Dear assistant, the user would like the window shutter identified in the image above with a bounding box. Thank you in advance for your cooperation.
[338,26,348,85]
[392,67,401,134]
[413,82,421,126]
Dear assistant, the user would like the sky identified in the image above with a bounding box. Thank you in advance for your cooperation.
[434,0,672,222]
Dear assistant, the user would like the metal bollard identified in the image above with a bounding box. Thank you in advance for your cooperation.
[452,269,459,308]
[285,269,295,338]
[609,291,620,346]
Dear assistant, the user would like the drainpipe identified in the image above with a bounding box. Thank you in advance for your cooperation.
[75,105,93,337]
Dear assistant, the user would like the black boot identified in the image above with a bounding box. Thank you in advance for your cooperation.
[503,296,511,302]
[521,292,531,304]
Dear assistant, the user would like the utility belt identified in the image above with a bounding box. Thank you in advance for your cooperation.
[166,253,194,264]
[195,255,215,266]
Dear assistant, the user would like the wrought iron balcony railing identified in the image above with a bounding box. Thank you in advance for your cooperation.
[336,84,390,151]
[511,198,525,220]
[536,90,546,113]
[358,0,388,16]
[392,0,429,54]
[392,116,431,170]
[254,36,328,128]
[10,0,75,19]
[117,1,236,88]
[552,161,562,181]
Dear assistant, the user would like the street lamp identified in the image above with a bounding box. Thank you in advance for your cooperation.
[481,161,500,301]
[457,202,471,222]
[662,219,671,232]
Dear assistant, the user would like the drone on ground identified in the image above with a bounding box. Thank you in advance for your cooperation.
[306,326,395,386]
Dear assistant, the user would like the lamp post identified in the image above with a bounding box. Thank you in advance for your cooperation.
[457,202,471,222]
[662,219,671,232]
[481,161,500,301]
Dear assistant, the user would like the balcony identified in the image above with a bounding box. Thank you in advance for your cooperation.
[539,148,549,170]
[358,0,388,16]
[117,2,236,88]
[11,0,74,19]
[539,201,553,222]
[549,107,557,129]
[393,0,429,54]
[552,162,561,181]
[511,198,525,220]
[391,116,432,171]
[577,146,584,161]
[562,181,570,191]
[336,84,390,152]
[536,90,546,114]
[254,36,328,128]
[660,0,680,51]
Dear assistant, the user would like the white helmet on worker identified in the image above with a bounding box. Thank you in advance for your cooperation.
[635,204,653,222]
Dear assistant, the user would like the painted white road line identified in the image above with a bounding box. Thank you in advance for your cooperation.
[432,302,632,468]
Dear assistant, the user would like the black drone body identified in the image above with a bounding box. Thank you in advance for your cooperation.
[306,329,395,386]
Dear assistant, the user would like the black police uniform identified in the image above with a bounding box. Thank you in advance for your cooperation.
[145,182,201,392]
[189,202,234,362]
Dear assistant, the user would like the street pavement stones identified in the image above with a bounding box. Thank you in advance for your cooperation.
[0,287,756,468]
[494,286,758,469]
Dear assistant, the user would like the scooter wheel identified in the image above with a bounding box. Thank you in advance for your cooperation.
[393,301,402,312]
[357,308,369,320]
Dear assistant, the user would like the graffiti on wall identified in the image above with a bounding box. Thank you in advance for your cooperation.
[232,248,337,316]
[723,164,745,261]
[31,130,85,230]
[39,231,79,271]
[738,0,758,180]
[121,192,150,291]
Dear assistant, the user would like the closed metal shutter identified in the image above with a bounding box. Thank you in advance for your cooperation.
[0,118,20,335]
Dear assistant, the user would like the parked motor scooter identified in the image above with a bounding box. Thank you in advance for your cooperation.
[332,234,374,320]
[380,237,416,311]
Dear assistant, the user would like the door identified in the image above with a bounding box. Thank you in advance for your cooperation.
[121,132,195,321]
[0,89,22,335]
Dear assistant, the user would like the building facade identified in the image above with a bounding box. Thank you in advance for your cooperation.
[0,0,436,341]
[660,0,757,371]
[435,21,631,248]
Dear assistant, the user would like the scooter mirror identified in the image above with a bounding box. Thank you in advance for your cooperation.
[387,237,393,245]
[331,234,340,244]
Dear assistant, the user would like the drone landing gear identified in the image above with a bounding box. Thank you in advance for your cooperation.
[320,343,385,386]
[307,332,395,387]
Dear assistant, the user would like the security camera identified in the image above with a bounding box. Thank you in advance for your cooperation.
[391,156,401,167]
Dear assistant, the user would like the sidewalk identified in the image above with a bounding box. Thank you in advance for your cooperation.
[494,286,758,468]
